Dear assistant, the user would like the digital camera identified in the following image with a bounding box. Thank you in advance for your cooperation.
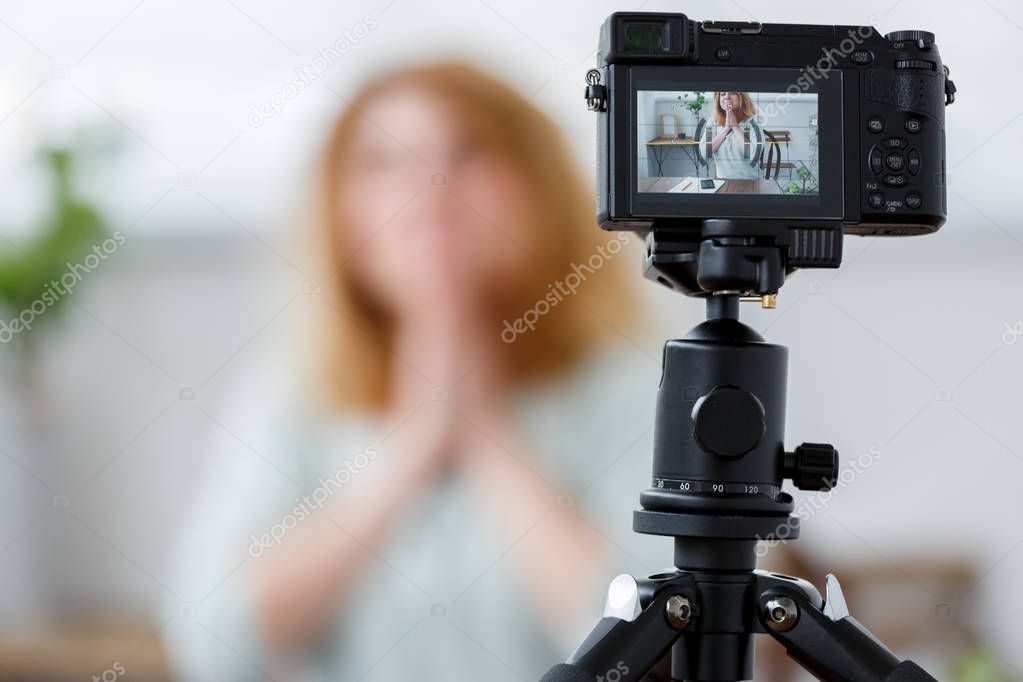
[586,13,956,237]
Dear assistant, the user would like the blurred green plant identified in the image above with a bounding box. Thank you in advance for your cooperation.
[0,147,109,349]
[950,646,1015,682]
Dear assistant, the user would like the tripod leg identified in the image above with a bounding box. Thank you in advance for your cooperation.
[756,574,938,682]
[538,574,694,682]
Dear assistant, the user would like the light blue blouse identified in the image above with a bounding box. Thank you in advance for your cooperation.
[161,345,663,681]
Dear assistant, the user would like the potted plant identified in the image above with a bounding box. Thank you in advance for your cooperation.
[0,142,112,626]
[676,91,706,138]
[784,164,819,194]
[0,147,110,351]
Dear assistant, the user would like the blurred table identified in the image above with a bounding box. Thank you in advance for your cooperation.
[0,629,169,680]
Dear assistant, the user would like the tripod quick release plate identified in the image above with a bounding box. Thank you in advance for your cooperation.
[645,219,843,297]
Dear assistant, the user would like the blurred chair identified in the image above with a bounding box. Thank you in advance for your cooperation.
[754,546,978,681]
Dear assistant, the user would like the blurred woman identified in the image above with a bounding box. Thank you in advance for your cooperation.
[163,61,656,681]
[708,91,763,180]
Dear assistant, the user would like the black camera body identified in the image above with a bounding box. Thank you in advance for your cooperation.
[589,12,955,238]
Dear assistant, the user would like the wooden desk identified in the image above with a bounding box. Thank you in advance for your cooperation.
[645,136,701,147]
[637,176,783,194]
[644,136,793,180]
[717,179,783,194]
[0,629,170,679]
[644,136,703,177]
[646,136,793,146]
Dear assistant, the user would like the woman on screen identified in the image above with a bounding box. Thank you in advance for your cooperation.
[162,61,654,681]
[707,91,763,180]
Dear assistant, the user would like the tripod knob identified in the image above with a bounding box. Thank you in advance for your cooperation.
[692,386,766,459]
[785,442,839,491]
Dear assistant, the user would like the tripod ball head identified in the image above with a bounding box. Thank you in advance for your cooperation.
[635,295,840,545]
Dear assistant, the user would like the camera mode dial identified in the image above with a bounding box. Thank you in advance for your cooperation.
[885,30,935,48]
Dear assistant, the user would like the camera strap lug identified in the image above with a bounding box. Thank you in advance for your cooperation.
[584,69,607,112]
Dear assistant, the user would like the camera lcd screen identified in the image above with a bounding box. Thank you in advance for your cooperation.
[626,67,843,220]
[637,90,820,196]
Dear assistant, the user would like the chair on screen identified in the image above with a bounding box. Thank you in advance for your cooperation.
[762,129,796,180]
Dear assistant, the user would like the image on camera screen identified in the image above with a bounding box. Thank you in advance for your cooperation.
[637,90,819,196]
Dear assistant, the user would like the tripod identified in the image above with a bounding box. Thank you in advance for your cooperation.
[539,219,938,682]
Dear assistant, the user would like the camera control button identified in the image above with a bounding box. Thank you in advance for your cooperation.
[715,47,732,61]
[895,58,937,70]
[868,146,884,175]
[905,118,922,133]
[882,137,908,150]
[882,174,907,187]
[907,149,921,175]
[868,192,885,209]
[885,152,905,171]
[905,193,923,209]
[850,50,874,64]
[867,116,885,134]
